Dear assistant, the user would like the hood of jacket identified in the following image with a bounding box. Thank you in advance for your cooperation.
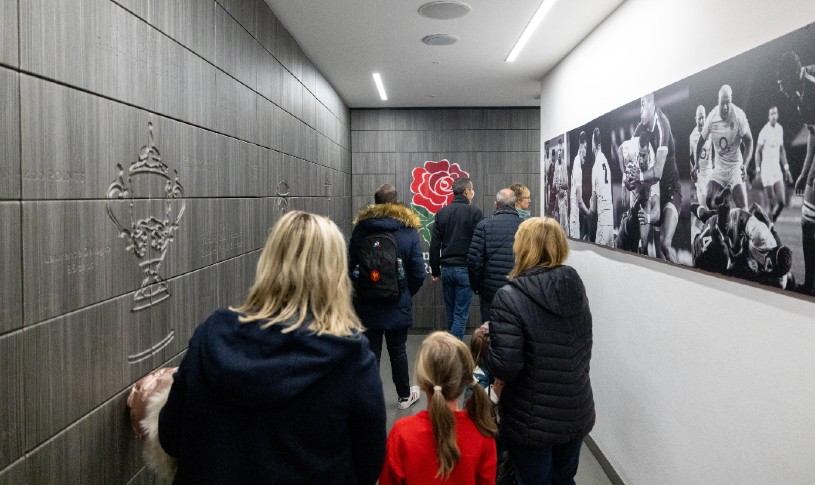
[353,203,421,230]
[508,265,587,318]
[199,309,369,409]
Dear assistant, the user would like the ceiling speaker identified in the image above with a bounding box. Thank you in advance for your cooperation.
[418,2,472,20]
[422,34,459,46]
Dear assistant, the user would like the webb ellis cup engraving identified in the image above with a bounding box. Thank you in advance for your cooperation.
[106,121,186,312]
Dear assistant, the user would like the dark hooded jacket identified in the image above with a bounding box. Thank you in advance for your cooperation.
[485,265,595,448]
[349,203,426,331]
[467,207,522,302]
[159,309,386,485]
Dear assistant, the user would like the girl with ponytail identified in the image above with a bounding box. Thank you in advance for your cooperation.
[380,332,498,484]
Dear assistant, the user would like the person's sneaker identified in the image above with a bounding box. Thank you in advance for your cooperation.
[397,386,420,410]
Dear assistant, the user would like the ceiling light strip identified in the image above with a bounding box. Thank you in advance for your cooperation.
[505,0,558,62]
[372,73,388,101]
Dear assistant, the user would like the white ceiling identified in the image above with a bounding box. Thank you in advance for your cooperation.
[264,0,625,108]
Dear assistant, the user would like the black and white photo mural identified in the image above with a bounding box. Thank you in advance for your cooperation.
[544,21,815,297]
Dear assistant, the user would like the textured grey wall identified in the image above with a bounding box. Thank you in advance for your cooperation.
[351,109,540,333]
[0,0,351,482]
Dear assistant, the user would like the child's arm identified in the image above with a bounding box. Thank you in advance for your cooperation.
[475,435,497,485]
[378,425,406,485]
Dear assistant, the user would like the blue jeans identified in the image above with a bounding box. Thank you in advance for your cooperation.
[441,266,473,339]
[508,438,583,485]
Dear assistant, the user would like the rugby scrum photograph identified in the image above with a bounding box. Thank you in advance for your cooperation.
[543,21,815,297]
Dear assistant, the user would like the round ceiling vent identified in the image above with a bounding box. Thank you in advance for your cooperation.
[422,34,459,46]
[418,2,472,20]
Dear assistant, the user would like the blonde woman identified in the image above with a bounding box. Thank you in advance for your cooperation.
[380,332,497,485]
[158,211,387,484]
[486,217,594,484]
[510,183,532,220]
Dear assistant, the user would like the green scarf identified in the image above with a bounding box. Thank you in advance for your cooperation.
[517,208,531,220]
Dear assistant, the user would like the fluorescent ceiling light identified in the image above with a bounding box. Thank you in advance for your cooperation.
[372,73,388,101]
[505,0,558,62]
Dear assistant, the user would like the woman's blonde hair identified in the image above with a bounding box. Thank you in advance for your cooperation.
[510,183,530,202]
[508,216,569,279]
[232,211,363,337]
[415,332,497,479]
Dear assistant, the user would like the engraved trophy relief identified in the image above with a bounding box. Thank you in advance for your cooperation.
[275,180,290,216]
[107,121,186,312]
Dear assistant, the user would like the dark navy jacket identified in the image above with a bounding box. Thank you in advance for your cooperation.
[467,207,522,303]
[349,203,426,331]
[486,266,595,448]
[159,309,386,485]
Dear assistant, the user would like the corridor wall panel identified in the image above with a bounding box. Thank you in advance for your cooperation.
[0,68,19,199]
[351,108,540,332]
[0,204,21,334]
[0,0,17,68]
[1,0,351,481]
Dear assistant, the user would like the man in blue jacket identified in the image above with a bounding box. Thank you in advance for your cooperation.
[349,184,426,409]
[468,189,522,323]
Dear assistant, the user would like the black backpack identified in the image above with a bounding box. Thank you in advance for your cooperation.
[353,230,404,302]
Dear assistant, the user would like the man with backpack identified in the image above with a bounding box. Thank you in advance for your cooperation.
[349,184,426,409]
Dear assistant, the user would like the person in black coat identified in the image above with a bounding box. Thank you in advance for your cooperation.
[158,211,386,485]
[429,177,484,339]
[349,184,426,409]
[467,188,523,323]
[486,217,595,485]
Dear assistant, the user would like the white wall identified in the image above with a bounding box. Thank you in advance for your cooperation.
[539,1,815,483]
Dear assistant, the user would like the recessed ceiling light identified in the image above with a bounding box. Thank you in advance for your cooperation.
[428,94,439,97]
[506,0,558,62]
[418,1,471,20]
[372,73,387,101]
[422,34,459,46]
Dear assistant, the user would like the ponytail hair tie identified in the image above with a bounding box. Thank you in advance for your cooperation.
[433,385,442,392]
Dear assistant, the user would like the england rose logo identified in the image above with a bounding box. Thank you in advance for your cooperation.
[410,159,469,243]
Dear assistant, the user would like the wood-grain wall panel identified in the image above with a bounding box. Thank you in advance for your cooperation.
[21,198,277,324]
[352,129,540,154]
[0,0,17,68]
[352,108,540,131]
[23,251,260,450]
[0,68,20,199]
[0,203,22,334]
[0,332,23,470]
[215,3,258,92]
[113,0,217,64]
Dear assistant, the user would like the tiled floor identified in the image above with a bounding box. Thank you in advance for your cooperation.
[379,333,612,485]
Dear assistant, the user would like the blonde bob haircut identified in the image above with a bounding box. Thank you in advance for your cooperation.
[508,216,569,279]
[232,211,363,337]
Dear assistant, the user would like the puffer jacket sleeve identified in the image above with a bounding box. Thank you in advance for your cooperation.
[405,229,426,296]
[467,221,486,294]
[348,226,362,276]
[429,218,442,277]
[159,323,205,457]
[485,288,525,383]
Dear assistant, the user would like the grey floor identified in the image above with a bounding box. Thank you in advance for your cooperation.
[379,333,612,485]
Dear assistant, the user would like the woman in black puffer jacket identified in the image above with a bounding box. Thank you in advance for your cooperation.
[486,217,594,485]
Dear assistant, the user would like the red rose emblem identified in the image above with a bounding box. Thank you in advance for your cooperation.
[410,160,470,214]
[370,270,381,282]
